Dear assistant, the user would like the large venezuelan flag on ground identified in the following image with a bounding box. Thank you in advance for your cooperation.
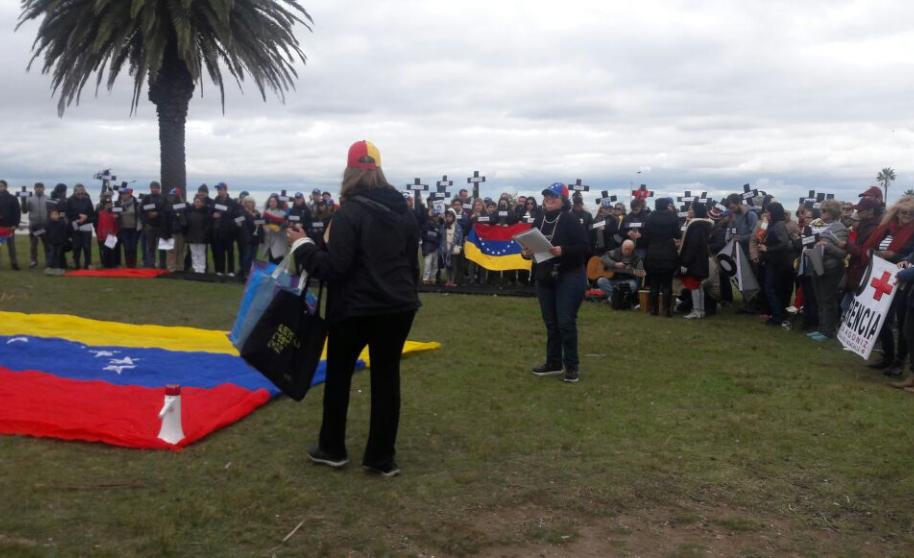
[463,223,533,271]
[0,312,439,450]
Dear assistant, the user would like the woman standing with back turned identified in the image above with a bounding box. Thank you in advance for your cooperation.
[287,140,421,477]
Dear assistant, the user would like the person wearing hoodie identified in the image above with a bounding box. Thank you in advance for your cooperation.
[65,183,95,269]
[678,202,713,319]
[287,140,420,478]
[21,182,50,268]
[521,183,589,384]
[0,180,21,270]
[642,197,681,316]
[806,200,848,341]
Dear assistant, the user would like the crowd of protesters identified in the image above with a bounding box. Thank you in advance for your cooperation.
[4,177,914,390]
[0,179,339,278]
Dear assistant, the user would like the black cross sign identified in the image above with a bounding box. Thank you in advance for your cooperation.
[407,178,428,192]
[740,184,759,205]
[436,175,453,190]
[467,171,486,199]
[570,179,590,192]
[598,190,618,206]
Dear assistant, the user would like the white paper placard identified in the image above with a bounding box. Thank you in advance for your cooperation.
[104,234,118,249]
[592,220,606,230]
[288,215,301,222]
[837,256,900,360]
[254,219,265,226]
[172,203,186,211]
[158,238,175,251]
[143,203,156,211]
[78,224,93,232]
[513,228,555,264]
[215,203,228,212]
[32,229,46,237]
[112,206,123,214]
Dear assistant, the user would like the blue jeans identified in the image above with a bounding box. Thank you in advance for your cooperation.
[596,277,639,298]
[536,269,587,369]
[118,229,139,267]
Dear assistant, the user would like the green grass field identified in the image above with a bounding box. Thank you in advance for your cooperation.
[1,236,913,557]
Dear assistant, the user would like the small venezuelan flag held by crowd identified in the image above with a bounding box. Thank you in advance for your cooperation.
[463,223,533,271]
[0,311,439,450]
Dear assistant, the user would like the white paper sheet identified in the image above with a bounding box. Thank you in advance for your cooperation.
[513,227,555,263]
[104,234,118,249]
[158,238,175,251]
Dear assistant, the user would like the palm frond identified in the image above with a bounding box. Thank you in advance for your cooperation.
[18,0,313,115]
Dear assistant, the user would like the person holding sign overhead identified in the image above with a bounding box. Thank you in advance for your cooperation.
[520,183,589,383]
[286,140,420,477]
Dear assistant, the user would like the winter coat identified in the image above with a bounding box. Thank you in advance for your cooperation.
[818,221,848,271]
[421,219,442,256]
[678,218,712,278]
[846,217,880,289]
[263,209,289,259]
[95,209,119,241]
[211,196,240,239]
[139,193,165,229]
[530,208,589,282]
[185,206,212,244]
[590,213,620,255]
[21,193,50,227]
[163,196,189,238]
[65,195,96,230]
[114,197,141,231]
[642,210,681,274]
[293,187,421,324]
[239,210,263,248]
[0,190,21,228]
[46,219,68,246]
[601,247,644,280]
[621,209,651,251]
[438,220,465,267]
[287,203,313,230]
[761,220,793,269]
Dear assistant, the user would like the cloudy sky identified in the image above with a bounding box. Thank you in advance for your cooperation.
[1,0,913,205]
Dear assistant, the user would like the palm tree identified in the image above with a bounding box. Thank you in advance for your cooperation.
[18,1,312,195]
[877,167,896,201]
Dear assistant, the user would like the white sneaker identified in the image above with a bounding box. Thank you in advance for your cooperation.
[228,272,235,278]
[215,272,223,277]
[683,311,699,319]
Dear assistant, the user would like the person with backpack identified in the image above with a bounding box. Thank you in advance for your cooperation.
[287,140,420,477]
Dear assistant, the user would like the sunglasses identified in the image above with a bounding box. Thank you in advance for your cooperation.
[900,210,914,216]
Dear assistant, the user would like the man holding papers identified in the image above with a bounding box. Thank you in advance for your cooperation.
[518,183,589,383]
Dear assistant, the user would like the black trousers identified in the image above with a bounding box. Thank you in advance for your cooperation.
[648,272,673,315]
[319,311,416,468]
[71,231,92,268]
[212,236,235,274]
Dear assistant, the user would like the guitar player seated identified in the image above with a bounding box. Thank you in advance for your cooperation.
[596,240,645,302]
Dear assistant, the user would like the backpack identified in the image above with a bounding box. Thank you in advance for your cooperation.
[611,282,634,310]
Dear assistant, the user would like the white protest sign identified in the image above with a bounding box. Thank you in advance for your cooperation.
[837,255,900,360]
[104,234,118,249]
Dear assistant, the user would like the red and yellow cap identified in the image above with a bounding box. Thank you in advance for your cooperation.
[347,140,382,170]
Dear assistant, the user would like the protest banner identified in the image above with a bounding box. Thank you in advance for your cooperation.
[837,255,899,360]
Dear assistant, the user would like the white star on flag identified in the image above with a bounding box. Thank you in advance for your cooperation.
[6,337,28,344]
[109,356,140,366]
[89,350,116,358]
[103,365,136,375]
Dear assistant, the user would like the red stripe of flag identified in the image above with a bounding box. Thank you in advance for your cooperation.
[474,223,532,241]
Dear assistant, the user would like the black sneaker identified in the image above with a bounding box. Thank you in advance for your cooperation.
[307,446,348,469]
[531,362,563,376]
[363,461,401,478]
[563,367,580,383]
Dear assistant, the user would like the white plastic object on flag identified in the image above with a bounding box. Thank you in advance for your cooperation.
[157,385,185,445]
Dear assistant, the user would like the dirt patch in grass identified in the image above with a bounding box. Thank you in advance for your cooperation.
[469,503,905,557]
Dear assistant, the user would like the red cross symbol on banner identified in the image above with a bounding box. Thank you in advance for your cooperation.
[870,271,894,301]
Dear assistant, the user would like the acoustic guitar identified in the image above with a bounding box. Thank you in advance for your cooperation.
[586,256,615,281]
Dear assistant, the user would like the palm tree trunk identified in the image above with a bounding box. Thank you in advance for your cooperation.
[148,43,195,199]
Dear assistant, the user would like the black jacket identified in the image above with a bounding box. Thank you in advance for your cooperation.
[679,219,712,278]
[211,195,239,238]
[239,210,263,247]
[0,191,21,228]
[762,220,794,269]
[65,196,96,227]
[293,187,421,324]
[622,209,651,250]
[531,208,589,282]
[288,203,313,231]
[139,193,165,228]
[642,210,681,274]
[590,213,619,255]
[46,219,68,246]
[185,206,212,244]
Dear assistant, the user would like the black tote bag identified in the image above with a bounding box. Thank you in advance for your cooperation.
[239,281,327,401]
